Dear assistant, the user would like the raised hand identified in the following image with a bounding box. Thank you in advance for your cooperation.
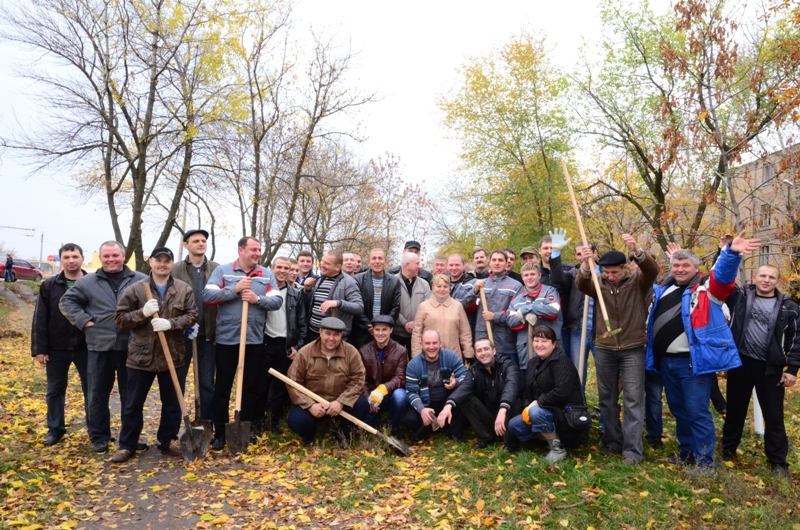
[729,230,761,255]
[665,242,681,260]
[549,228,572,250]
[622,233,640,254]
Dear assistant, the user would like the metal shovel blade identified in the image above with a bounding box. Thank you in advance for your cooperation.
[376,431,413,456]
[429,410,440,431]
[191,419,213,444]
[179,416,209,462]
[226,410,251,455]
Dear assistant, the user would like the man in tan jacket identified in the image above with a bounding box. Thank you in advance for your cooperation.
[287,317,368,446]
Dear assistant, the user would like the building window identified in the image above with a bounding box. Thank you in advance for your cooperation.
[759,245,769,266]
[760,204,772,225]
[762,163,773,184]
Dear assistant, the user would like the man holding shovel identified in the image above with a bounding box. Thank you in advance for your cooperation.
[111,247,198,463]
[203,237,282,451]
[576,234,658,464]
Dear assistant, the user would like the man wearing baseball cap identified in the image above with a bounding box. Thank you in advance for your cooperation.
[388,240,434,286]
[112,247,198,462]
[172,229,219,425]
[287,317,368,446]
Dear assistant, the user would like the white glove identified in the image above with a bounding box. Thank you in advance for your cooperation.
[142,299,159,317]
[549,228,572,250]
[184,326,199,340]
[151,318,172,332]
[512,309,524,322]
[525,313,538,326]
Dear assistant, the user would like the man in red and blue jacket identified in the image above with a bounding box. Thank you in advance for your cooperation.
[646,231,760,474]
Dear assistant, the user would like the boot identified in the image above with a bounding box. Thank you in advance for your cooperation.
[545,437,567,463]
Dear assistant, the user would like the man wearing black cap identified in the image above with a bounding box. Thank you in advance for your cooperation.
[286,317,368,446]
[388,240,434,286]
[111,247,198,462]
[576,234,658,464]
[359,315,408,436]
[172,229,219,425]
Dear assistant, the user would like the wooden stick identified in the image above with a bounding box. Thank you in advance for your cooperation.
[560,161,620,337]
[235,302,248,412]
[578,295,590,385]
[479,286,494,343]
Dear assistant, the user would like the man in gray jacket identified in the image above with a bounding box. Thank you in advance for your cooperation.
[60,241,147,453]
[393,252,431,354]
[303,249,364,343]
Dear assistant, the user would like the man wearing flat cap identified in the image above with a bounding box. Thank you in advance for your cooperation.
[112,247,198,462]
[286,317,368,445]
[576,234,658,464]
[171,229,218,425]
[359,315,408,437]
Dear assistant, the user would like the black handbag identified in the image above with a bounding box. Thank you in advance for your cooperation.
[561,405,592,431]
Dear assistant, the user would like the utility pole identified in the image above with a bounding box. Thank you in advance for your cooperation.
[39,233,44,264]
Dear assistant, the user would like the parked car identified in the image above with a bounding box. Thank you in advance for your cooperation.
[29,261,58,279]
[0,258,43,282]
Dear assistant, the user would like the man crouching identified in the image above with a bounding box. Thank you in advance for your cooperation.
[111,247,198,463]
[287,317,368,446]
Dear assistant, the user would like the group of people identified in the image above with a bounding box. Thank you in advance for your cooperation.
[31,229,799,475]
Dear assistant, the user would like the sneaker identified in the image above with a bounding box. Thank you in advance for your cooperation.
[685,465,717,477]
[44,432,63,447]
[210,437,226,451]
[160,439,182,457]
[111,449,134,463]
[545,438,567,463]
[771,464,789,477]
[92,440,109,453]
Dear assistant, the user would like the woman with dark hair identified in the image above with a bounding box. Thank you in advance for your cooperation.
[507,325,586,462]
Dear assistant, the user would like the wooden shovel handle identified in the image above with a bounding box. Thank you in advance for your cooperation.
[560,161,614,327]
[235,302,249,412]
[268,368,379,435]
[478,286,494,343]
[142,283,189,417]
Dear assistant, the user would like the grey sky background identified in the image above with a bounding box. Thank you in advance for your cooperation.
[0,0,671,264]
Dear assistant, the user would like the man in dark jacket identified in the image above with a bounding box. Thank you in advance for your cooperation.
[360,315,408,436]
[722,264,800,476]
[171,228,218,423]
[255,256,307,434]
[303,249,364,343]
[352,249,401,349]
[60,241,148,453]
[440,338,521,450]
[4,253,13,282]
[111,247,198,463]
[31,243,88,446]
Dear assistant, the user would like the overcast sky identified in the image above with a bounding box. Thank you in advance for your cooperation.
[0,0,672,264]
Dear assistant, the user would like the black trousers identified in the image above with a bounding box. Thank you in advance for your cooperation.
[255,336,292,430]
[212,343,262,439]
[45,349,89,437]
[402,398,461,438]
[721,355,789,467]
[119,367,182,451]
[460,396,522,448]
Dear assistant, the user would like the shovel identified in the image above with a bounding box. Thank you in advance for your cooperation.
[561,161,622,338]
[142,284,209,462]
[269,368,413,456]
[190,340,213,444]
[226,301,251,455]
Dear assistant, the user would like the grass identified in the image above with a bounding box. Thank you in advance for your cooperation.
[1,321,799,528]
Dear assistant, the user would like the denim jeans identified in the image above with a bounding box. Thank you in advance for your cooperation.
[569,329,595,391]
[45,349,89,437]
[645,370,663,444]
[365,388,408,434]
[507,406,556,442]
[3,269,12,282]
[594,346,645,462]
[660,356,716,467]
[118,367,182,451]
[176,338,215,421]
[288,396,370,445]
[86,349,128,445]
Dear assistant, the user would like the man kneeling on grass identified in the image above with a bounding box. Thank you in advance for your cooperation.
[287,317,368,446]
[437,337,521,451]
[112,247,198,463]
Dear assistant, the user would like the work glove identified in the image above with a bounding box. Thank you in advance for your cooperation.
[142,298,159,317]
[463,357,473,369]
[151,318,172,332]
[512,306,538,327]
[184,326,198,340]
[369,384,389,407]
[521,401,537,425]
[548,228,571,250]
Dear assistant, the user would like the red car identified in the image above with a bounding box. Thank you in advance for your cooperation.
[1,258,43,282]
